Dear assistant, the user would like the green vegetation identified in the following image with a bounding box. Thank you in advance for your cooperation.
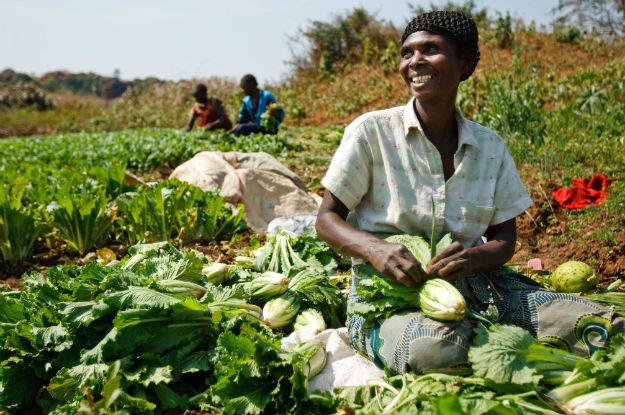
[2,233,625,414]
[0,4,625,411]
[0,129,291,265]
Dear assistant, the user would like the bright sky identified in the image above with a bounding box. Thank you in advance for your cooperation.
[0,0,556,84]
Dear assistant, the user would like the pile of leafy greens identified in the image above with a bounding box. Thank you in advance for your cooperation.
[0,240,342,414]
[3,234,625,415]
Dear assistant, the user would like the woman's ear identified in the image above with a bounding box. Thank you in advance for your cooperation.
[459,52,474,80]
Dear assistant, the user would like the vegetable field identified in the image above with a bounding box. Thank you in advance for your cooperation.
[2,124,625,414]
[2,17,625,415]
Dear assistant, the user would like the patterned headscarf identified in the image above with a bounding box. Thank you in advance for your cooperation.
[401,11,480,81]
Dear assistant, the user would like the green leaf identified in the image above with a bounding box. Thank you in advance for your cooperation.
[351,274,420,325]
[0,364,42,410]
[153,382,189,410]
[124,358,175,387]
[31,324,72,352]
[60,300,114,326]
[179,349,212,374]
[468,323,575,393]
[45,179,112,255]
[0,204,48,263]
[95,373,157,414]
[0,294,27,324]
[565,332,625,387]
[105,286,180,311]
[48,364,109,401]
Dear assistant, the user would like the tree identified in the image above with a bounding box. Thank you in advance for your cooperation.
[286,7,399,74]
[407,1,491,30]
[551,0,625,39]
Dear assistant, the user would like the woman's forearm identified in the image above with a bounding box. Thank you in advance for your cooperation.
[316,209,379,262]
[465,237,516,273]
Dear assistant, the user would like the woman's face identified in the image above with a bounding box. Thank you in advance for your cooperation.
[398,31,468,103]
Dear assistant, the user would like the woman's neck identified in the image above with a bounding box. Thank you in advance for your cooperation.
[413,99,458,146]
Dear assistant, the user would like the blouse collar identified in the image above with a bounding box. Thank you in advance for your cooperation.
[402,97,479,149]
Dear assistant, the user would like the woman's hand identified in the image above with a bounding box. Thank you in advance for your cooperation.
[426,241,473,283]
[368,240,429,288]
[426,219,518,283]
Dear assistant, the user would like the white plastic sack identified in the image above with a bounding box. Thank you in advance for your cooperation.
[281,327,385,393]
[168,151,235,192]
[267,214,317,235]
[221,168,319,232]
[170,151,321,233]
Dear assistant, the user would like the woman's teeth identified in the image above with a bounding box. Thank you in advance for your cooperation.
[412,74,432,83]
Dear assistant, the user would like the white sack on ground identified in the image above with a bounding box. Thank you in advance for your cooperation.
[169,151,320,232]
[282,327,386,393]
[220,168,319,232]
[168,151,235,192]
[229,151,308,192]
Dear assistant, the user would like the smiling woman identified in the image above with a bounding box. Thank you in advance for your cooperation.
[314,10,625,376]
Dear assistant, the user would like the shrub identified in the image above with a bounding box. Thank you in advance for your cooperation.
[0,83,55,110]
[555,26,582,43]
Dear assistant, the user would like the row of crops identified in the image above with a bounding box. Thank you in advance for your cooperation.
[3,228,625,414]
[0,129,291,265]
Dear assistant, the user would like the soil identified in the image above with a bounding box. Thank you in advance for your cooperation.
[513,177,625,289]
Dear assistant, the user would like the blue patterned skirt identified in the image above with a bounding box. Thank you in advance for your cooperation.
[346,267,625,374]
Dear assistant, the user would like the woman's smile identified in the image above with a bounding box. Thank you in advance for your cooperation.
[411,74,434,85]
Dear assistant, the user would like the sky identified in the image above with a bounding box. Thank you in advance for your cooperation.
[0,0,558,84]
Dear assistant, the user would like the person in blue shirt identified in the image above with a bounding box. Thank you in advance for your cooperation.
[230,74,284,136]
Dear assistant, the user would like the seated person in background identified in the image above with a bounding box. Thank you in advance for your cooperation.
[185,83,233,131]
[230,74,284,136]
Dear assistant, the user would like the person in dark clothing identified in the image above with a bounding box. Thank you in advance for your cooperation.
[230,74,284,136]
[185,83,232,131]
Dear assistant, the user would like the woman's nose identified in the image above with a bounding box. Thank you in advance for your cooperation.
[409,51,423,66]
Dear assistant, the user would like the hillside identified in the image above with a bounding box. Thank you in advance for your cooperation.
[0,68,162,99]
[288,30,624,127]
[1,30,623,133]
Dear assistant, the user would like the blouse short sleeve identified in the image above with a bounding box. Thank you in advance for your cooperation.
[321,117,373,210]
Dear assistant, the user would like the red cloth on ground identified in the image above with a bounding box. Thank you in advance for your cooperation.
[552,174,613,209]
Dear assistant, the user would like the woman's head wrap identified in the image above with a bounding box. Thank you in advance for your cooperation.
[401,11,480,81]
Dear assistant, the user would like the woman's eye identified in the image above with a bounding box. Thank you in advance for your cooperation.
[401,50,413,59]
